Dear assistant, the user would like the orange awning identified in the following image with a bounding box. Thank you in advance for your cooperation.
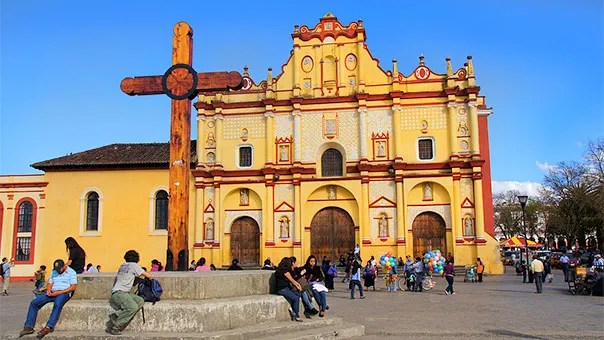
[499,236,542,248]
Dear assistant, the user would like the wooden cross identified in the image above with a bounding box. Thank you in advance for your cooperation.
[120,22,243,270]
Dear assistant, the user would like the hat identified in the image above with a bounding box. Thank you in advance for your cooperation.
[53,259,65,271]
[596,254,601,258]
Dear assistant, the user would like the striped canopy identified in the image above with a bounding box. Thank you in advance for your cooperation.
[500,236,542,248]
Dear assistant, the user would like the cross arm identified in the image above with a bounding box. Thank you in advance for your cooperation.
[120,71,244,96]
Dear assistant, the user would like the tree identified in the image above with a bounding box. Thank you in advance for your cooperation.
[493,190,541,241]
[585,139,604,251]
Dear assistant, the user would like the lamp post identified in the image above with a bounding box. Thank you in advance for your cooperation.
[517,195,529,263]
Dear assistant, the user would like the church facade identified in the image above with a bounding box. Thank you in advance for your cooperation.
[0,14,503,278]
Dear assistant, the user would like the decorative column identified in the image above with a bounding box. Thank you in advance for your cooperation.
[358,107,368,160]
[473,173,486,243]
[293,110,302,162]
[447,103,457,156]
[453,174,463,244]
[395,179,405,244]
[194,186,204,244]
[392,106,403,159]
[265,111,275,165]
[361,178,370,245]
[293,179,302,258]
[196,113,205,167]
[214,113,224,166]
[264,183,275,246]
[214,184,223,266]
[468,102,480,156]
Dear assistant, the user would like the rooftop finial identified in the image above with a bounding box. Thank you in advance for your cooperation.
[419,54,425,66]
[267,68,273,82]
[446,57,453,76]
[467,56,474,76]
[358,19,363,27]
[243,65,249,77]
[392,59,398,75]
[294,25,299,33]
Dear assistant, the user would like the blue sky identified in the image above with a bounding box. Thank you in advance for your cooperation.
[1,1,602,193]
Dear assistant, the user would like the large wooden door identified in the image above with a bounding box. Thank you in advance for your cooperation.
[412,212,446,257]
[230,217,260,266]
[310,207,355,262]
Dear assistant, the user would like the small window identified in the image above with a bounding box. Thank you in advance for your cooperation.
[18,201,33,232]
[86,192,99,231]
[418,138,434,160]
[15,237,31,262]
[155,190,169,230]
[239,146,253,167]
[321,148,343,177]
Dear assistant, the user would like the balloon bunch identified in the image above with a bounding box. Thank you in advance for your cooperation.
[423,249,444,274]
[380,251,397,272]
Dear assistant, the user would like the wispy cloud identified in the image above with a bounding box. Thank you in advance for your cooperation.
[536,161,556,173]
[492,181,543,197]
[576,141,584,148]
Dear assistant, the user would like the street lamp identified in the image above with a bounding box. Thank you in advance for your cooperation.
[517,195,529,264]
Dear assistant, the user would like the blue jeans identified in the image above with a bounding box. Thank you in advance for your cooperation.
[276,287,300,318]
[445,276,454,294]
[311,289,327,311]
[301,291,314,311]
[350,280,364,298]
[25,292,72,329]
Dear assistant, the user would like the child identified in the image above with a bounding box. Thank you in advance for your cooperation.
[33,265,47,291]
[325,261,337,291]
[384,265,397,292]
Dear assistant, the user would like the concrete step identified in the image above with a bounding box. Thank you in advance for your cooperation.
[2,317,364,340]
[33,295,290,333]
[75,271,272,300]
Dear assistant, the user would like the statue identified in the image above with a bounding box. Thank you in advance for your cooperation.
[377,141,385,157]
[464,217,473,235]
[207,132,215,148]
[378,215,388,237]
[240,189,249,205]
[280,217,289,238]
[280,145,289,161]
[423,183,432,201]
[241,128,248,140]
[328,185,336,200]
[206,152,215,164]
[205,219,214,240]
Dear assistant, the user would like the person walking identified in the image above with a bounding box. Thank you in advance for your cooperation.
[325,261,337,291]
[106,250,154,335]
[442,260,455,295]
[531,255,544,293]
[521,260,528,283]
[476,258,485,283]
[349,255,365,299]
[64,237,86,274]
[1,257,15,295]
[18,259,77,338]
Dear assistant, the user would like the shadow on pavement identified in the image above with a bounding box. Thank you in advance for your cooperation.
[486,329,545,339]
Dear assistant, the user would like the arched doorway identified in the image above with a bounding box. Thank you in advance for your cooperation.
[412,212,446,257]
[230,217,260,266]
[310,207,355,262]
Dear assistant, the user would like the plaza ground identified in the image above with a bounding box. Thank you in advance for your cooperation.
[1,269,602,339]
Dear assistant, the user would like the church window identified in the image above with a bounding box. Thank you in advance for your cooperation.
[17,201,33,232]
[86,192,99,231]
[13,198,37,263]
[321,148,343,177]
[238,145,253,168]
[155,190,168,230]
[418,138,434,160]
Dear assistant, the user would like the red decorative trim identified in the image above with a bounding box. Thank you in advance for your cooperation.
[293,16,364,43]
[396,239,406,245]
[379,237,389,242]
[193,242,206,248]
[478,115,495,238]
[0,182,48,189]
[353,225,360,230]
[362,239,372,244]
[264,241,276,246]
[368,196,397,208]
[407,203,450,207]
[280,239,288,243]
[275,201,295,212]
[224,208,262,212]
[456,239,465,244]
[12,197,37,265]
[344,53,357,71]
[7,194,14,200]
[461,197,474,208]
[293,241,302,246]
[204,203,214,213]
[304,226,311,231]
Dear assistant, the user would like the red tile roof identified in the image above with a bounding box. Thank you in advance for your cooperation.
[31,141,197,171]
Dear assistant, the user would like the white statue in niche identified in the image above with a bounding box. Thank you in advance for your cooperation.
[205,219,214,241]
[377,141,385,157]
[280,145,289,161]
[279,217,290,238]
[464,217,473,235]
[328,185,336,200]
[207,132,215,148]
[423,183,432,200]
[378,215,389,237]
[241,128,249,140]
[240,189,249,205]
[206,152,215,164]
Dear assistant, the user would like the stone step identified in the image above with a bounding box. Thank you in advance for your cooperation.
[75,271,272,300]
[2,318,363,340]
[34,296,290,333]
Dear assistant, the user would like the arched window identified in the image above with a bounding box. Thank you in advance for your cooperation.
[86,192,99,231]
[155,190,169,230]
[321,148,343,177]
[18,201,33,232]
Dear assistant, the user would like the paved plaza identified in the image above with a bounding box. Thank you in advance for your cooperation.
[1,269,602,339]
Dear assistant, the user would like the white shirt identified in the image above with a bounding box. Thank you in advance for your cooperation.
[354,247,360,254]
[560,255,569,264]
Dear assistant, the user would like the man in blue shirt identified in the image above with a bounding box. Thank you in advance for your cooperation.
[19,259,77,339]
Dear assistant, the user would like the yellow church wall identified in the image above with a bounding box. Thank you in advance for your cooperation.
[37,170,184,273]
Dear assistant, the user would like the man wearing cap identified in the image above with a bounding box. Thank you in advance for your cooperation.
[593,254,603,271]
[19,259,77,338]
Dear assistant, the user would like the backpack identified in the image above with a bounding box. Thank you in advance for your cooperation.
[136,278,163,304]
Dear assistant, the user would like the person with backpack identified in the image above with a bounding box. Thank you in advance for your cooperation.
[349,254,365,299]
[106,250,154,336]
[1,257,15,296]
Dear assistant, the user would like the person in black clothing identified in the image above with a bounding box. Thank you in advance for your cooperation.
[65,237,86,274]
[291,257,319,318]
[274,258,303,322]
[302,255,328,317]
[338,255,346,267]
[227,259,243,270]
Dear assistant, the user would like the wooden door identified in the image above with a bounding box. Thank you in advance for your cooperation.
[310,207,355,262]
[230,217,260,266]
[412,212,446,258]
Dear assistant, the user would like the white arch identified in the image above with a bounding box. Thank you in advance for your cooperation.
[407,206,451,230]
[315,141,347,177]
[148,185,169,235]
[224,211,262,234]
[79,187,104,236]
